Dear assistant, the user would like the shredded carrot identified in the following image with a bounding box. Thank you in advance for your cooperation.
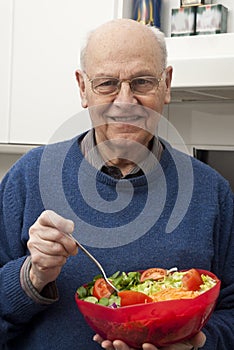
[151,288,200,302]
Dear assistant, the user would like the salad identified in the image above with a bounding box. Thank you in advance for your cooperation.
[76,267,218,307]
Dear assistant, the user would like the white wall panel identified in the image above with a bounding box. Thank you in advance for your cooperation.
[9,0,115,145]
[0,0,13,143]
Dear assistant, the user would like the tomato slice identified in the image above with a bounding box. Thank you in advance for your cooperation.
[140,268,167,282]
[118,290,153,307]
[93,278,114,300]
[182,269,203,291]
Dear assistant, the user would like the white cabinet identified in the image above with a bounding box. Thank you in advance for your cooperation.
[0,0,13,143]
[8,0,116,145]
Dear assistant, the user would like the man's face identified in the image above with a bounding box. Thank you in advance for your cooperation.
[76,22,172,155]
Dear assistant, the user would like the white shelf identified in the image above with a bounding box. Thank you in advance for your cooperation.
[0,143,38,154]
[166,33,234,88]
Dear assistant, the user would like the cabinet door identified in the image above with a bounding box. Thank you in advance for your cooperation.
[9,0,116,145]
[0,0,13,143]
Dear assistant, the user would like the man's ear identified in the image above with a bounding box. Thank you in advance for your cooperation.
[164,66,173,105]
[75,69,88,108]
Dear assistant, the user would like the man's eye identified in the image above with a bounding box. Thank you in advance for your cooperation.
[99,80,117,87]
[135,78,150,85]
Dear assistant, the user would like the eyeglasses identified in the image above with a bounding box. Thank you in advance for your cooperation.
[85,73,164,96]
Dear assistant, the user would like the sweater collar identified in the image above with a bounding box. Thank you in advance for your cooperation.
[79,129,163,178]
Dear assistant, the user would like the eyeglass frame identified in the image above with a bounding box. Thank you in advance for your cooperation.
[83,72,165,96]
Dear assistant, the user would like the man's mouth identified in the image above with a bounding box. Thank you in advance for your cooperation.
[106,115,143,123]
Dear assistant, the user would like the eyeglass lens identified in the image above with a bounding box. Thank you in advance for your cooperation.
[91,77,159,95]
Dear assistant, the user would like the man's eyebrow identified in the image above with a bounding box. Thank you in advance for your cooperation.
[90,71,157,79]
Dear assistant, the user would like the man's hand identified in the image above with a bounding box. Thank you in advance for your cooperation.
[27,210,78,292]
[93,331,206,350]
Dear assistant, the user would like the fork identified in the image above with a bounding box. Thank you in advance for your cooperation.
[67,234,119,293]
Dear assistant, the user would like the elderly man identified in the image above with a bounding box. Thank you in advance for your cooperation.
[0,19,233,350]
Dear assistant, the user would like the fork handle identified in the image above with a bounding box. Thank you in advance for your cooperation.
[67,234,119,293]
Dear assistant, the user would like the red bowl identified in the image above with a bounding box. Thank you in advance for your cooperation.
[75,269,220,348]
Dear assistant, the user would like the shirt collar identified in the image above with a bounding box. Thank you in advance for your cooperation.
[80,129,163,177]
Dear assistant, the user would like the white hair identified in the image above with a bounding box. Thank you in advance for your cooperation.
[80,30,94,70]
[148,26,168,69]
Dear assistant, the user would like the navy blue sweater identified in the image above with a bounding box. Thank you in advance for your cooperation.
[0,136,233,349]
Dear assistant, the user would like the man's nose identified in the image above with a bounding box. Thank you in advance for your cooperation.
[113,81,137,103]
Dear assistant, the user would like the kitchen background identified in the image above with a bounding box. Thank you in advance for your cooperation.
[0,0,234,184]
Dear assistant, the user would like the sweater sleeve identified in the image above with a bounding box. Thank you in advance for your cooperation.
[20,256,58,303]
[202,189,234,350]
[0,155,58,346]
